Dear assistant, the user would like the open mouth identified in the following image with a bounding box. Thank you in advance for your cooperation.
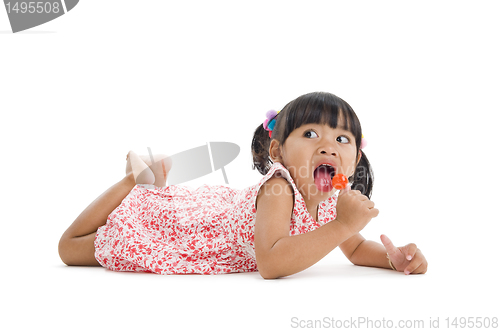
[313,164,336,192]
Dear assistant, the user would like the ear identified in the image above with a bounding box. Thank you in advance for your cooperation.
[357,150,362,165]
[269,139,283,163]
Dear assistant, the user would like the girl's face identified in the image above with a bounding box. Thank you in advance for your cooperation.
[270,123,360,204]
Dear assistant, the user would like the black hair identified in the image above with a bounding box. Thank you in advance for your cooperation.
[251,92,373,198]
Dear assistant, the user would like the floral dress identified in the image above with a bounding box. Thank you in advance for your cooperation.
[94,162,338,274]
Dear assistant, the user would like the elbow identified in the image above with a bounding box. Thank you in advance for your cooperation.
[256,256,278,279]
[255,244,292,279]
[258,268,280,280]
[256,257,283,279]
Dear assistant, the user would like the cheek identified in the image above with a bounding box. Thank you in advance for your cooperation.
[345,149,359,176]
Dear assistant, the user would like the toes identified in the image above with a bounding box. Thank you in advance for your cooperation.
[126,151,170,186]
[140,154,170,166]
[125,151,132,175]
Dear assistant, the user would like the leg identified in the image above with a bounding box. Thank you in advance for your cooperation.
[126,151,156,185]
[132,152,172,187]
[59,151,172,266]
[58,173,136,266]
[59,158,138,266]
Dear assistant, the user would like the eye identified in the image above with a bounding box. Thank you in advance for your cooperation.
[304,130,318,139]
[336,135,349,144]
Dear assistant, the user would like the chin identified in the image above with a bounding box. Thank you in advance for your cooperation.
[300,184,335,202]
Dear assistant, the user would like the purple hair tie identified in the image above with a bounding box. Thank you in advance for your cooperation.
[263,110,280,138]
[263,110,278,131]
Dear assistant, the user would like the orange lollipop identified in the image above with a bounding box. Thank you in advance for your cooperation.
[331,173,349,190]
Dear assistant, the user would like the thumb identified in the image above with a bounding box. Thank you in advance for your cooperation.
[380,234,398,256]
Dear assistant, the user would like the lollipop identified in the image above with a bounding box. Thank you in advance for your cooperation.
[331,173,349,190]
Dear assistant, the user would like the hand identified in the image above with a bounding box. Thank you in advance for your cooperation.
[335,185,379,235]
[380,234,428,275]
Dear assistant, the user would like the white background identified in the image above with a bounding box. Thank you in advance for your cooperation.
[1,1,499,331]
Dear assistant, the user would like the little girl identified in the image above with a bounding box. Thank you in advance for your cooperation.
[59,92,427,278]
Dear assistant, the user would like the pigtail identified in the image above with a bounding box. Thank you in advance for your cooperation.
[251,124,273,175]
[351,150,374,199]
[251,92,374,197]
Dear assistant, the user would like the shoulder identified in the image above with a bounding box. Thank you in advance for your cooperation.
[256,174,294,212]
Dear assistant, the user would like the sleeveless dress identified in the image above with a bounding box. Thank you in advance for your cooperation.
[94,162,338,274]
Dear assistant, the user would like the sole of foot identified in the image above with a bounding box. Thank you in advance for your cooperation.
[126,151,172,187]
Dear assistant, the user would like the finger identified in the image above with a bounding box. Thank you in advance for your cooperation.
[358,195,369,201]
[342,189,361,196]
[404,250,427,274]
[416,258,428,274]
[408,251,427,274]
[380,234,398,256]
[365,200,375,208]
[411,262,427,275]
[403,243,418,261]
[339,183,351,195]
[404,259,423,275]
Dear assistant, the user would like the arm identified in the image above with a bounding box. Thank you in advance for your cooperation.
[254,177,378,279]
[339,233,392,269]
[254,177,352,279]
[340,233,428,275]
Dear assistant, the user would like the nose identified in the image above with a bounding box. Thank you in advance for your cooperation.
[319,145,337,156]
[316,134,339,156]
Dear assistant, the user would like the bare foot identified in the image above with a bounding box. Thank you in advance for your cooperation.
[125,151,155,185]
[138,153,172,187]
[125,151,172,187]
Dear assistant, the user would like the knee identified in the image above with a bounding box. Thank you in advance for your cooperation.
[58,235,74,266]
[58,232,100,266]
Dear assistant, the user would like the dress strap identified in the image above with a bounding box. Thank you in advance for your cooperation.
[254,162,301,213]
[256,162,334,234]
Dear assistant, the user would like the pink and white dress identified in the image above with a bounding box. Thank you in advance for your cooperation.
[94,162,338,274]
